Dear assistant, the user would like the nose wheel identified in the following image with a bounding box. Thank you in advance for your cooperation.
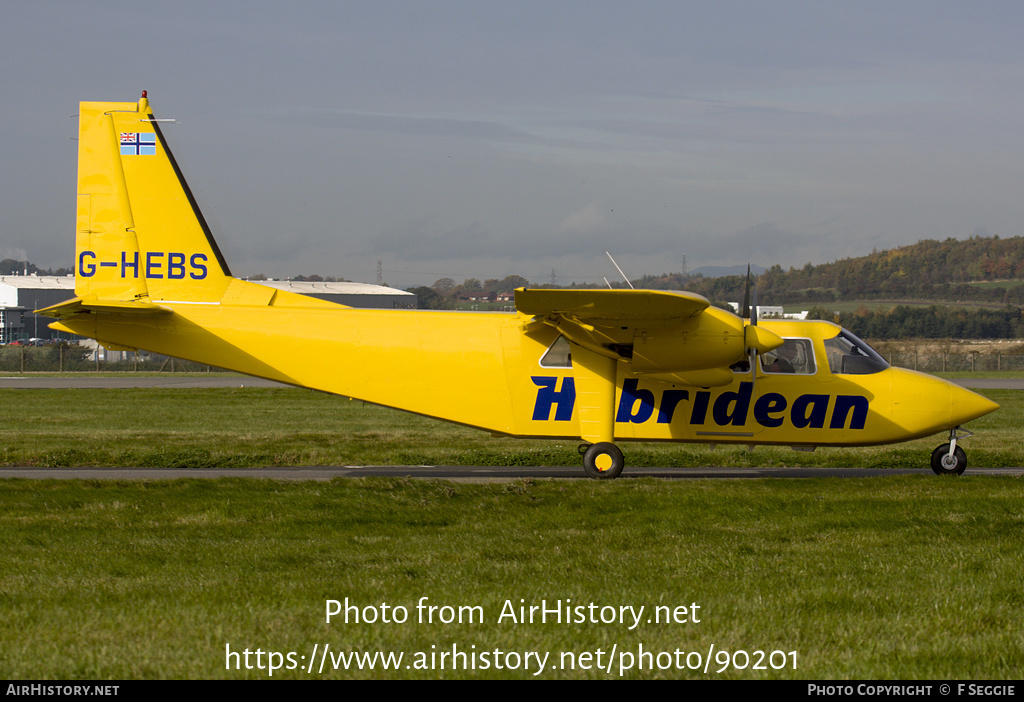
[931,427,970,475]
[931,444,966,475]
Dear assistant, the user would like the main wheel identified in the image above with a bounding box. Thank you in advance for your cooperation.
[582,442,624,480]
[931,443,967,475]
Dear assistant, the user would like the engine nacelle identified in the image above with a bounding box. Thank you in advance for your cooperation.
[630,307,781,375]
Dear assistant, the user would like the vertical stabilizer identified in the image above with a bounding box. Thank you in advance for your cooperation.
[75,94,232,302]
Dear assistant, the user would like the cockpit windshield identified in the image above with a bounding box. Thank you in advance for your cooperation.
[823,329,889,375]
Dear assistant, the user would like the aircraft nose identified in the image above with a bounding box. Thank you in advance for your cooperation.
[948,382,1000,425]
[889,368,999,437]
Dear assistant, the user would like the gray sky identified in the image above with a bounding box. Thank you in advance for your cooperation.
[4,1,1024,288]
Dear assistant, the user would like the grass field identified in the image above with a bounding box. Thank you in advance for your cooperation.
[0,385,1020,469]
[2,477,1023,679]
[1,385,1022,679]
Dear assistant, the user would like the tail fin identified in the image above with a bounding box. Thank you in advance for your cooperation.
[75,93,233,303]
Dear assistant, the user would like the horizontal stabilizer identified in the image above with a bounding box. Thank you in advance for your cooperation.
[36,296,172,319]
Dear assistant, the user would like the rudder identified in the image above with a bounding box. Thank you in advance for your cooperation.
[75,93,232,303]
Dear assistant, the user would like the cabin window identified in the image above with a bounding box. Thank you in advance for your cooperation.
[540,335,573,368]
[730,337,816,375]
[823,329,889,375]
[760,338,816,375]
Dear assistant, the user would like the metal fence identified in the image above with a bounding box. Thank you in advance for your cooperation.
[884,352,1024,373]
[0,346,227,373]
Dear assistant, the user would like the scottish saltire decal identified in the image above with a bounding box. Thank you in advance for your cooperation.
[120,132,157,155]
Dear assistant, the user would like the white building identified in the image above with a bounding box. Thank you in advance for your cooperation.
[252,280,416,309]
[726,302,809,320]
[0,276,76,342]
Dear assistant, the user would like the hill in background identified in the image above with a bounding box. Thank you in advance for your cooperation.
[640,235,1024,309]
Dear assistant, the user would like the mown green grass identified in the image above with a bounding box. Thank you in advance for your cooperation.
[1,386,1022,679]
[1,477,1023,679]
[0,386,1020,469]
[966,279,1024,290]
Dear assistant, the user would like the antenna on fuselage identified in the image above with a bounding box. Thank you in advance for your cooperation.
[605,251,634,289]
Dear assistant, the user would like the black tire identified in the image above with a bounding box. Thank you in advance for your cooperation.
[931,443,967,475]
[582,442,624,480]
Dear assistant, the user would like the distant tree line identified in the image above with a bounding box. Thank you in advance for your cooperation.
[408,274,534,309]
[805,305,1024,340]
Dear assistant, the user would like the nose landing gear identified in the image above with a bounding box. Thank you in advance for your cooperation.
[931,427,971,475]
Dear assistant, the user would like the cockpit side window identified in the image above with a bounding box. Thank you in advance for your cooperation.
[731,337,816,375]
[760,338,816,375]
[823,329,889,375]
[540,335,573,368]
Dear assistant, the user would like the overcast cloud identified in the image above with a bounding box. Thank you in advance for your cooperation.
[3,1,1024,287]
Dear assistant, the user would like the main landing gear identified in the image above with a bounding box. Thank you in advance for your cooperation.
[931,427,970,475]
[579,442,625,480]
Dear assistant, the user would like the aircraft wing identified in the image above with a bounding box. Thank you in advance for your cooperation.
[514,288,709,324]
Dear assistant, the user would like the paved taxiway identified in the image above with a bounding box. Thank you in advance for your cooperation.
[2,466,1022,481]
[1,375,1021,390]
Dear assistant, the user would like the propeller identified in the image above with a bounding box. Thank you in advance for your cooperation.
[749,267,758,327]
[740,265,783,393]
[741,264,751,320]
[744,266,757,388]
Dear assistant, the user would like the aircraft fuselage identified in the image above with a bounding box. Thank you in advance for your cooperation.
[57,304,994,453]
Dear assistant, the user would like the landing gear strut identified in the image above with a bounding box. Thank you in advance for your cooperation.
[931,427,970,475]
[580,442,625,480]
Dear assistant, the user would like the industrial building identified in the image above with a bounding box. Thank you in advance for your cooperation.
[0,276,77,343]
[254,280,416,309]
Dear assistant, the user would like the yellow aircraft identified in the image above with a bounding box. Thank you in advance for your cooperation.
[40,94,999,478]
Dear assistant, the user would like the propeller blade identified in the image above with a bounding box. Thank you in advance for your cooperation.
[741,264,751,319]
[744,265,766,391]
[751,272,758,327]
[750,348,757,394]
